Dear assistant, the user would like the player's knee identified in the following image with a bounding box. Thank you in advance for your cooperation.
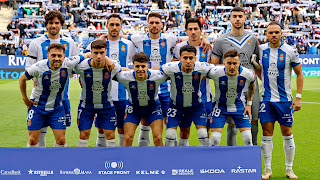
[80,131,90,140]
[124,133,134,142]
[180,128,190,139]
[153,134,162,145]
[197,128,208,139]
[56,137,66,145]
[281,129,293,136]
[104,131,115,140]
[166,128,177,140]
[262,128,274,136]
[28,137,38,145]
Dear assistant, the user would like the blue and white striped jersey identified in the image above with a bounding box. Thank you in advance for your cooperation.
[25,34,80,101]
[74,59,122,109]
[173,40,213,103]
[161,61,214,108]
[208,66,255,113]
[25,55,85,111]
[129,33,177,95]
[86,37,136,101]
[115,69,168,107]
[259,43,300,102]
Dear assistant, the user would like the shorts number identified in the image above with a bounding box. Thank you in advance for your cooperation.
[259,103,266,113]
[167,108,177,117]
[126,105,133,113]
[78,109,82,119]
[28,109,34,119]
[212,108,221,117]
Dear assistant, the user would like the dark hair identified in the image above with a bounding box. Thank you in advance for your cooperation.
[132,52,149,63]
[230,7,246,15]
[48,43,65,52]
[223,49,239,59]
[179,45,197,56]
[107,14,122,23]
[45,10,65,26]
[91,40,107,49]
[148,12,162,21]
[267,21,282,29]
[185,18,202,30]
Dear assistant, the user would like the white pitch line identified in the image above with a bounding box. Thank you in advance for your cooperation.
[301,102,320,104]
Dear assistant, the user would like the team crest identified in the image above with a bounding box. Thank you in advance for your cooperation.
[61,70,67,77]
[247,39,252,47]
[64,44,68,51]
[279,54,284,61]
[201,52,206,57]
[194,74,199,80]
[239,80,244,86]
[124,113,127,120]
[104,72,109,79]
[121,45,126,52]
[27,119,32,126]
[210,117,213,124]
[160,40,166,47]
[149,84,154,91]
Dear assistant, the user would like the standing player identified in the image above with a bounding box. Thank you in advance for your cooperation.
[75,40,121,147]
[211,7,260,146]
[87,14,136,147]
[115,52,167,146]
[25,10,80,147]
[19,43,87,147]
[258,21,303,179]
[208,49,255,147]
[172,18,214,146]
[163,45,214,147]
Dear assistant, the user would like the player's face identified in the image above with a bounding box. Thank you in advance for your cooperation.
[147,17,162,35]
[133,61,149,80]
[46,17,62,36]
[91,48,106,65]
[180,51,196,73]
[186,23,202,41]
[224,56,240,77]
[230,11,246,29]
[266,25,282,45]
[107,17,122,38]
[47,48,65,70]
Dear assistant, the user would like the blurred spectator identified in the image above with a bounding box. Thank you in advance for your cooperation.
[308,42,320,54]
[22,45,28,55]
[0,43,7,55]
[7,44,16,55]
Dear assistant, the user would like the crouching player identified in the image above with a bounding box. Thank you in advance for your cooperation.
[115,52,168,146]
[163,45,215,147]
[75,40,121,147]
[208,49,256,146]
[19,43,88,147]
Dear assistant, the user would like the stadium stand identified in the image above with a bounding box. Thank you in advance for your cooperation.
[0,0,319,55]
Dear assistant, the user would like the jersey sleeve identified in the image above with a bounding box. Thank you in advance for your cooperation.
[247,69,256,85]
[253,37,260,62]
[167,34,178,48]
[64,55,85,69]
[25,62,40,79]
[128,34,142,47]
[290,48,300,67]
[207,65,220,79]
[127,41,137,60]
[211,39,223,59]
[172,44,180,60]
[25,41,38,69]
[69,40,81,56]
[85,42,92,52]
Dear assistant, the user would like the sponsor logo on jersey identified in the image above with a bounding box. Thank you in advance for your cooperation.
[279,54,284,61]
[267,62,279,76]
[182,82,195,94]
[86,73,91,78]
[49,80,62,90]
[247,39,252,47]
[226,88,237,98]
[150,49,162,62]
[0,170,21,175]
[263,53,268,58]
[92,81,104,92]
[220,81,226,85]
[61,70,67,77]
[160,40,166,47]
[60,168,92,175]
[28,169,54,176]
[121,45,126,52]
[137,91,150,101]
[172,169,194,176]
[239,80,244,86]
[231,166,257,174]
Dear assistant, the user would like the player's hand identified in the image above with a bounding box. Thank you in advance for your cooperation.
[243,105,252,122]
[200,38,212,54]
[121,67,131,71]
[105,57,115,71]
[290,98,301,112]
[23,98,38,111]
[98,34,108,42]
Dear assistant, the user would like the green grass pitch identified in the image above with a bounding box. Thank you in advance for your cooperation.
[0,77,319,179]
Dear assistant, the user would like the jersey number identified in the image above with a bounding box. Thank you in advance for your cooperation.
[167,108,177,117]
[259,103,266,113]
[28,109,34,119]
[211,108,221,117]
[126,105,133,113]
[77,109,82,119]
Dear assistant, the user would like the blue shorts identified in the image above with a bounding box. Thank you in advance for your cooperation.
[259,101,294,127]
[167,102,207,128]
[210,104,251,129]
[62,99,71,127]
[27,105,66,131]
[124,101,163,126]
[158,93,170,118]
[77,106,117,131]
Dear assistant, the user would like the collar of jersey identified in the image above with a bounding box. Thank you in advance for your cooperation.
[133,69,151,81]
[44,34,63,40]
[268,42,284,48]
